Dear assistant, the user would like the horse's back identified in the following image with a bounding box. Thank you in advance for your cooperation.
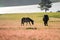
[21,17,30,22]
[43,15,49,21]
[21,17,34,25]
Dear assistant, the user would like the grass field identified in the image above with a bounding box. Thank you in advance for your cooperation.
[0,12,60,20]
[0,12,60,40]
[0,12,60,29]
[0,12,60,23]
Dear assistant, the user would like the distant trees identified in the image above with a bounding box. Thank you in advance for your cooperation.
[57,10,60,12]
[38,0,52,12]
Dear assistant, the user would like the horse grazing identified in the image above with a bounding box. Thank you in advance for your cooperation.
[21,17,34,26]
[43,15,49,26]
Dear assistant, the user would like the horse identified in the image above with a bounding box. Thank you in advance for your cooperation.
[43,15,49,26]
[21,17,34,26]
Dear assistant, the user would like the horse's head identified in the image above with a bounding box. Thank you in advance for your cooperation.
[31,20,34,25]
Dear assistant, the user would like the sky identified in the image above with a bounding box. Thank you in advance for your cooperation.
[0,2,60,14]
[48,2,60,12]
[0,0,60,7]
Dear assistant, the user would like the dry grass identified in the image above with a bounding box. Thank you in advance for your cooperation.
[0,12,60,40]
[0,29,60,40]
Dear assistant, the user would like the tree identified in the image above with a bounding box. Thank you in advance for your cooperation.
[38,0,52,12]
[57,10,60,12]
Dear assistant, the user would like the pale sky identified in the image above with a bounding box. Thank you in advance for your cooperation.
[0,2,60,14]
[49,2,60,12]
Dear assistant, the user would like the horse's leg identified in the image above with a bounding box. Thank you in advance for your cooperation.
[21,23,24,26]
[44,21,48,26]
[32,21,34,25]
[44,21,46,26]
[46,21,48,26]
[23,23,24,26]
[29,22,31,25]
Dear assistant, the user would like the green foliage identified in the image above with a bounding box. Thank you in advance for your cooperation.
[39,0,52,12]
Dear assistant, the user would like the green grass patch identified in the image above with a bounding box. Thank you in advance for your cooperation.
[0,12,60,20]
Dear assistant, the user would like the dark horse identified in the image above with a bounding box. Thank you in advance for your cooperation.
[43,15,49,26]
[21,17,34,26]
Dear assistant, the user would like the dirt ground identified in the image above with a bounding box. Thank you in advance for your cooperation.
[0,29,60,40]
[0,18,60,40]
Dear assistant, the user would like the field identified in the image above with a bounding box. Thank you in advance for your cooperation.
[0,12,60,40]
